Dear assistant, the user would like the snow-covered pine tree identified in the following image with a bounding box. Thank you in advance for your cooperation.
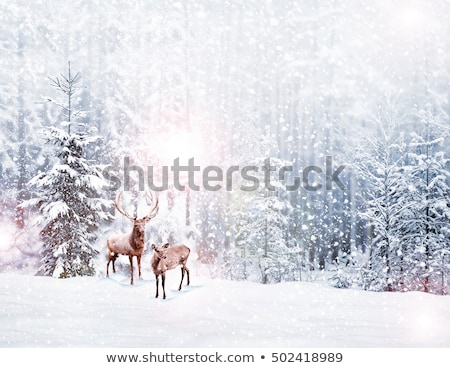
[356,100,409,291]
[253,181,293,284]
[229,155,293,284]
[404,105,450,294]
[22,63,110,278]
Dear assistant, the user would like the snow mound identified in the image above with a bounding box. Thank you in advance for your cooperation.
[0,273,449,348]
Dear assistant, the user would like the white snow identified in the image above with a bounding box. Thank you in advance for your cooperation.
[0,273,449,348]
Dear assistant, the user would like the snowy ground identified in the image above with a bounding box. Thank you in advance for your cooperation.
[0,272,449,348]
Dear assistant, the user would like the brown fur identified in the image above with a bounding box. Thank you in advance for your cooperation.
[106,220,146,285]
[151,243,190,299]
[106,191,158,285]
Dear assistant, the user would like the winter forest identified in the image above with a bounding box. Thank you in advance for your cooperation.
[1,0,450,295]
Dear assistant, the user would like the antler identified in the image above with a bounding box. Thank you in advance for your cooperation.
[114,191,134,220]
[144,190,159,221]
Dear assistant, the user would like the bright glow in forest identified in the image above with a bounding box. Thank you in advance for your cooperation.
[1,0,450,350]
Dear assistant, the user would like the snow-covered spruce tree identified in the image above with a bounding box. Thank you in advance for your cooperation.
[22,63,110,278]
[403,105,450,294]
[229,156,293,284]
[356,100,410,291]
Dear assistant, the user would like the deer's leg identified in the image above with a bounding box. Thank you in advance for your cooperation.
[107,253,116,276]
[185,265,190,286]
[162,273,166,299]
[112,254,117,273]
[137,255,142,280]
[129,255,134,285]
[106,241,111,277]
[179,267,185,291]
[155,274,159,298]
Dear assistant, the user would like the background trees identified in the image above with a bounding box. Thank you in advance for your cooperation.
[0,0,449,293]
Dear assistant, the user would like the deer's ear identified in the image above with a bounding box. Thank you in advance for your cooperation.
[163,243,169,248]
[151,244,156,250]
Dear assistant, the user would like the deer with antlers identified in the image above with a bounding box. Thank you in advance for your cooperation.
[106,191,159,285]
[151,243,190,299]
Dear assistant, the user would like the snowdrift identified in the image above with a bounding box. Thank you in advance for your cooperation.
[0,273,449,348]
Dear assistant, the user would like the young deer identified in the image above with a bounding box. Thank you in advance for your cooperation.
[151,243,190,299]
[106,191,159,285]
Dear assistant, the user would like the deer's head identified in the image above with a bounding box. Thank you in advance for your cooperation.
[115,191,159,248]
[151,243,170,260]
